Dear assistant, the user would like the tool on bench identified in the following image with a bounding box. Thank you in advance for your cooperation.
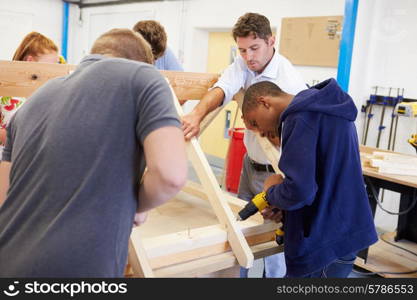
[363,86,378,145]
[236,191,284,245]
[387,88,402,150]
[376,87,391,148]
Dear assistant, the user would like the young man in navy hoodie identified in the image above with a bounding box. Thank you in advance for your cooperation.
[242,79,378,278]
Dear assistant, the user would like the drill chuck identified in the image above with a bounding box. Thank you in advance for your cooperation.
[236,192,269,221]
[237,201,259,221]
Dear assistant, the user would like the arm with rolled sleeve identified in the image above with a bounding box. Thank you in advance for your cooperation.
[266,117,318,211]
[182,59,245,139]
[212,59,246,105]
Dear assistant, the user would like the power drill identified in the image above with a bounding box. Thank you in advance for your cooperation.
[236,191,285,245]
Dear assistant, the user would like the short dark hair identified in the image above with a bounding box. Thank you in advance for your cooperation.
[243,81,285,114]
[91,28,154,64]
[132,20,167,60]
[232,13,272,42]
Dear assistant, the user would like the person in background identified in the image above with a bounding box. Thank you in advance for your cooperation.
[0,32,60,155]
[0,28,187,277]
[181,12,307,278]
[133,20,183,71]
[242,80,378,277]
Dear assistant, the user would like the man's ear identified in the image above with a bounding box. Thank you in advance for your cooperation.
[269,36,276,47]
[256,96,271,109]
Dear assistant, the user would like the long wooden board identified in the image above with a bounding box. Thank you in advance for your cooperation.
[0,60,219,101]
[168,82,254,268]
[154,241,281,277]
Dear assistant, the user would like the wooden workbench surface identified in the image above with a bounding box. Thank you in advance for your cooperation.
[360,145,417,188]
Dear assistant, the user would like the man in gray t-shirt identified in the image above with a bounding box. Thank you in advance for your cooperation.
[0,29,187,277]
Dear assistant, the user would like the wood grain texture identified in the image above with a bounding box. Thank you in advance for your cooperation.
[0,61,219,101]
[153,241,282,277]
[168,83,254,268]
[161,70,219,101]
[360,145,417,188]
[0,60,76,97]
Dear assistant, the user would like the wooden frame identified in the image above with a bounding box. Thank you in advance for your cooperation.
[0,60,282,277]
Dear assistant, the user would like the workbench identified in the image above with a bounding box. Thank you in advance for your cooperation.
[356,146,417,278]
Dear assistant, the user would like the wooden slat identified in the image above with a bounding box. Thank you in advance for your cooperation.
[168,82,254,269]
[142,221,278,257]
[153,241,282,277]
[360,145,417,188]
[182,180,265,224]
[128,237,154,278]
[199,105,223,135]
[255,134,283,175]
[146,225,277,269]
[0,60,76,97]
[0,60,219,101]
[161,70,219,101]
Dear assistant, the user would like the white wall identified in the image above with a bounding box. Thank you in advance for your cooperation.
[0,0,63,60]
[351,0,417,156]
[66,0,344,83]
[350,0,417,233]
[183,0,344,83]
[67,1,185,64]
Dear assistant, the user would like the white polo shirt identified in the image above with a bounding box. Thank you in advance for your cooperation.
[214,50,307,164]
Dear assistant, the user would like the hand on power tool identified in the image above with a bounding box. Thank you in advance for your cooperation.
[264,174,284,192]
[236,191,285,245]
[262,205,283,223]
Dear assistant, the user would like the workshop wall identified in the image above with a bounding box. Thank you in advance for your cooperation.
[0,0,63,60]
[66,0,344,84]
[350,0,417,233]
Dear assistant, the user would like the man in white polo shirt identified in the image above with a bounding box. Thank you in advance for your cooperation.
[182,12,306,277]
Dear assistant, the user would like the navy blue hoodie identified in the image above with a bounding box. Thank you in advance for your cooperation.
[266,78,378,277]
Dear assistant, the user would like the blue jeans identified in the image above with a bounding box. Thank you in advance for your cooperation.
[289,252,357,278]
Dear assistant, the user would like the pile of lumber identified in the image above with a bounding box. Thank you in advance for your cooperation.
[361,151,417,176]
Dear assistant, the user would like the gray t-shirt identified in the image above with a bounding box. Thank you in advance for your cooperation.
[0,55,180,277]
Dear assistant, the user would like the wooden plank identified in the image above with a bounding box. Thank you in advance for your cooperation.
[255,134,283,175]
[161,70,219,101]
[168,82,254,269]
[0,60,76,97]
[141,221,278,259]
[199,90,244,135]
[199,105,223,135]
[154,241,282,277]
[148,231,275,269]
[182,180,265,224]
[360,146,417,188]
[0,60,219,101]
[355,232,417,278]
[128,237,154,278]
